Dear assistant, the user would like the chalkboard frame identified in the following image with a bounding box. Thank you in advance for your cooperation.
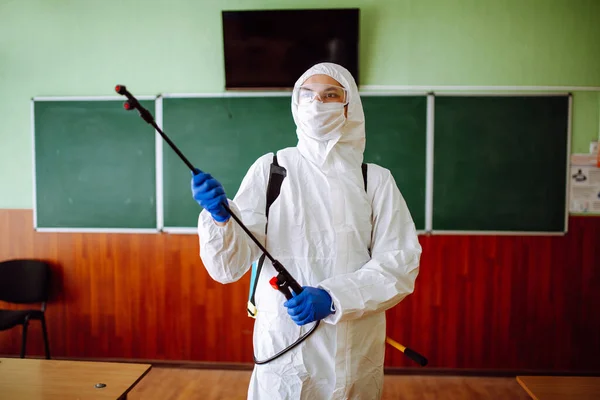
[29,91,572,235]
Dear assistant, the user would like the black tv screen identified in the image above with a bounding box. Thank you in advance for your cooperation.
[222,9,360,89]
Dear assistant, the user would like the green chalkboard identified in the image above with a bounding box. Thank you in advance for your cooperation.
[34,100,157,229]
[161,95,428,229]
[362,96,427,230]
[433,95,569,232]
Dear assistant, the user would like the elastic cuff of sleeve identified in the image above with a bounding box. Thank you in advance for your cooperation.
[319,286,341,325]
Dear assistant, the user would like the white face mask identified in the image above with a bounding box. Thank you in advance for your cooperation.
[296,101,346,141]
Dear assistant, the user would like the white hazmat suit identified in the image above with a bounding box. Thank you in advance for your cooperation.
[198,63,422,399]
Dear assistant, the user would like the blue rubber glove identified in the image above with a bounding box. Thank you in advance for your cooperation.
[191,169,230,223]
[284,286,334,326]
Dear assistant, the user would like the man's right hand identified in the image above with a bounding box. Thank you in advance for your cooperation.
[191,169,230,223]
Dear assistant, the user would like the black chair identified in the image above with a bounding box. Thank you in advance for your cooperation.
[0,259,51,359]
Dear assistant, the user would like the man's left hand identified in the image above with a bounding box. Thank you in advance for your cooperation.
[284,286,334,326]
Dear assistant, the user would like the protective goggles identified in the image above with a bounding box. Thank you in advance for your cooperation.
[292,83,349,105]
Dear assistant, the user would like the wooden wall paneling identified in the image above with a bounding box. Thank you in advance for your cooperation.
[0,210,599,372]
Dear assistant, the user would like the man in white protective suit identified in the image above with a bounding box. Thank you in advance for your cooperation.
[191,62,422,400]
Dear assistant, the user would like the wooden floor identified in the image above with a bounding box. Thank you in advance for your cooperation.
[129,368,531,399]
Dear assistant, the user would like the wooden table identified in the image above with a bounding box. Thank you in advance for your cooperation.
[517,376,600,400]
[0,357,151,399]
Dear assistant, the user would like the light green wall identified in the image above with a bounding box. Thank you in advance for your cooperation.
[1,0,599,208]
[573,92,600,155]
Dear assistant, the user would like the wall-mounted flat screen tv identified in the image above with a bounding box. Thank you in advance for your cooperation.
[222,8,360,89]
